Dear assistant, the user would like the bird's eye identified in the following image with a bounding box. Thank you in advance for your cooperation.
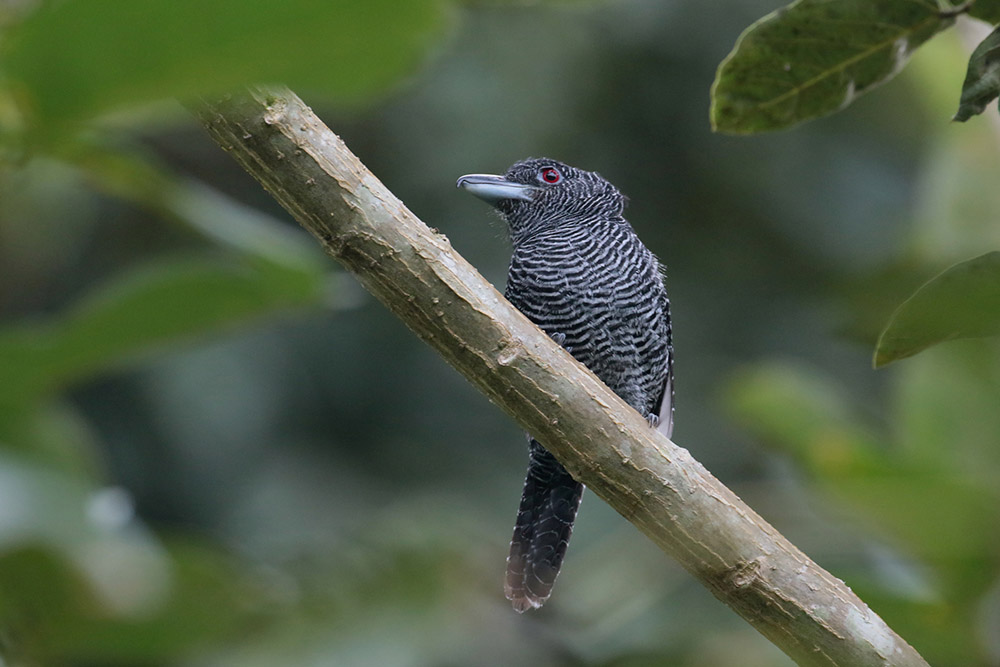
[539,167,562,184]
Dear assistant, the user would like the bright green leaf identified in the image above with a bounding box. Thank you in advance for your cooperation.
[953,25,1000,122]
[3,0,449,128]
[711,0,953,134]
[875,251,1000,367]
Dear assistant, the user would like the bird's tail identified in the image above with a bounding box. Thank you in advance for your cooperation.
[505,439,584,613]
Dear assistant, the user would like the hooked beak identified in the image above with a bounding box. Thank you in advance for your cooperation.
[456,173,536,205]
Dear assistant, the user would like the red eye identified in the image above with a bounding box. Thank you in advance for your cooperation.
[540,167,562,184]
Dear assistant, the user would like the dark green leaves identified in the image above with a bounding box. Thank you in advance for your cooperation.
[0,154,335,664]
[0,512,259,664]
[0,256,326,412]
[968,0,1000,24]
[3,0,449,128]
[711,0,953,134]
[954,26,1000,121]
[726,350,1000,665]
[875,252,1000,367]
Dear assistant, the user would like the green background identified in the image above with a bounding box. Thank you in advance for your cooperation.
[0,0,998,664]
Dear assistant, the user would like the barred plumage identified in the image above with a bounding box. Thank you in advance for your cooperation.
[458,158,673,612]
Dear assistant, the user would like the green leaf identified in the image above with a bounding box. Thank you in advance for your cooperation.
[953,25,1000,122]
[875,251,1000,367]
[0,256,327,411]
[725,362,886,475]
[2,0,449,128]
[0,454,173,654]
[39,540,261,663]
[0,402,105,478]
[968,0,1000,24]
[62,139,326,270]
[54,258,320,375]
[834,474,996,561]
[725,361,999,570]
[0,465,261,662]
[711,0,953,134]
[895,342,1000,471]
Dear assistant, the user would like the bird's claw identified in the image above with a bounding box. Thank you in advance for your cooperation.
[646,413,659,428]
[550,332,573,353]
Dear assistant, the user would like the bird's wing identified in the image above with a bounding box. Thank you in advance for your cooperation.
[655,368,674,440]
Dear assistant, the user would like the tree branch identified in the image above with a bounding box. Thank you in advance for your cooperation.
[191,86,928,667]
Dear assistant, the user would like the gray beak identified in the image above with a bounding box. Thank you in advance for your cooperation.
[456,173,536,205]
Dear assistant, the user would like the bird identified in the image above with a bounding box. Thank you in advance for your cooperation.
[457,158,673,612]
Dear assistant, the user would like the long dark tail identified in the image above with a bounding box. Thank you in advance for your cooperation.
[505,439,584,612]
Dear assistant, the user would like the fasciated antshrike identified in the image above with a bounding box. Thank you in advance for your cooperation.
[457,158,673,612]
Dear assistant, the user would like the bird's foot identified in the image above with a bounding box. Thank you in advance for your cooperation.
[646,413,660,428]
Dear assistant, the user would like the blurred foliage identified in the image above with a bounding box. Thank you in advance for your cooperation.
[1,0,450,133]
[0,254,327,412]
[0,0,998,665]
[711,0,953,134]
[875,251,1000,366]
[971,0,1000,24]
[726,345,1000,665]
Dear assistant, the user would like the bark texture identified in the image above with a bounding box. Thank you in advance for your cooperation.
[192,86,928,667]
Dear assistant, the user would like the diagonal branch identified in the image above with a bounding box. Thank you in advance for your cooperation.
[191,86,928,667]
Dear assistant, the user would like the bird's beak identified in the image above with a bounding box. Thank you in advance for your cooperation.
[456,173,536,205]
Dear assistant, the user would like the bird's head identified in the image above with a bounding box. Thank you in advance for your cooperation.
[457,158,625,243]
